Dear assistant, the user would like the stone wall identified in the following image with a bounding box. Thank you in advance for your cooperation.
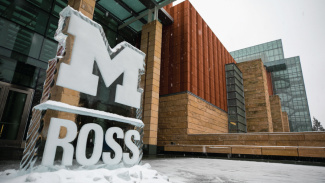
[237,59,273,132]
[158,92,228,146]
[270,95,284,132]
[282,112,290,132]
[187,94,228,134]
[266,69,274,96]
[158,92,188,147]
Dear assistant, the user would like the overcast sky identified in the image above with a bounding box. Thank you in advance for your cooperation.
[174,0,325,127]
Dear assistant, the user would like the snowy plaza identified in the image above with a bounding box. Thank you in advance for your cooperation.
[1,0,325,183]
[1,158,325,183]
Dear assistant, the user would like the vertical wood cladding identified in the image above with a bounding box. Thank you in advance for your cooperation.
[161,0,235,111]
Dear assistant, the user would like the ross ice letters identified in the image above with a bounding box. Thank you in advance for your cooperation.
[42,118,140,166]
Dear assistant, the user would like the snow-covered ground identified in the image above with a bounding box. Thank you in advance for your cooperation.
[143,158,325,183]
[0,163,168,183]
[1,158,325,183]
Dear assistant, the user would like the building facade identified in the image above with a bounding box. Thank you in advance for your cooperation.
[230,40,312,132]
[1,0,323,160]
[0,0,174,157]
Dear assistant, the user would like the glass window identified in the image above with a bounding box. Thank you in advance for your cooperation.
[0,18,48,59]
[0,17,56,63]
[0,57,39,88]
[277,40,282,48]
[51,0,67,18]
[27,0,54,12]
[45,16,59,40]
[0,58,17,83]
[39,38,58,62]
[1,0,49,35]
[0,90,28,140]
[272,41,277,49]
[259,45,263,52]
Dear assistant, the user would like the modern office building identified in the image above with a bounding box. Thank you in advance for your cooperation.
[0,0,323,160]
[230,40,312,132]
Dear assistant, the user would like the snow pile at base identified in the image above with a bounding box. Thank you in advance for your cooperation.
[0,163,169,183]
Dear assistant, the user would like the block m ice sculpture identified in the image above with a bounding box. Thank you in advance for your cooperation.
[56,9,145,109]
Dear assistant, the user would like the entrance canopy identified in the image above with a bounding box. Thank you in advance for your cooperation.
[96,0,174,33]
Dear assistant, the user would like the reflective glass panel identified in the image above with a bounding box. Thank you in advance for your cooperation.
[1,0,49,35]
[27,0,54,12]
[0,91,27,140]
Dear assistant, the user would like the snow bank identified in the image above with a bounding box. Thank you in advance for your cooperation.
[0,163,169,183]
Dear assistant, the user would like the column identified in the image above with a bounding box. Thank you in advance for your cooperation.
[140,20,162,154]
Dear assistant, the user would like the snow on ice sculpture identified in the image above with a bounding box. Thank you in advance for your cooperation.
[20,6,146,171]
[56,6,145,109]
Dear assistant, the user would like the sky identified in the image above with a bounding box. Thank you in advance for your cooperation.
[174,0,325,127]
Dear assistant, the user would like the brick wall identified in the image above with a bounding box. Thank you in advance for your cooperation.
[160,0,236,112]
[158,92,228,146]
[270,95,284,132]
[237,59,273,132]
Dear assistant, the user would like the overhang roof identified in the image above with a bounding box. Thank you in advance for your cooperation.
[96,0,174,33]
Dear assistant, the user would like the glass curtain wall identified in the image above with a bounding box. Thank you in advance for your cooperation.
[230,40,312,132]
[264,57,312,132]
[230,40,284,63]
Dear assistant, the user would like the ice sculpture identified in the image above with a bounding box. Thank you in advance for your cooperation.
[20,6,145,171]
[56,9,145,108]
